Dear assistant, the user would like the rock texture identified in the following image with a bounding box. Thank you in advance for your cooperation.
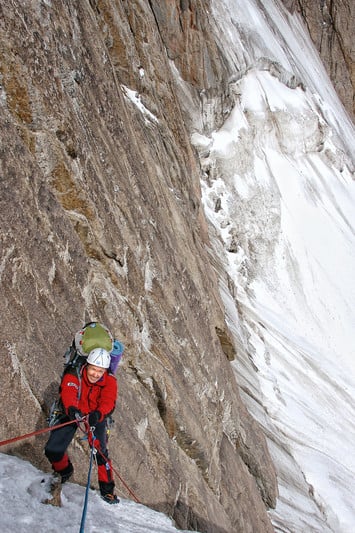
[283,0,355,122]
[0,1,277,532]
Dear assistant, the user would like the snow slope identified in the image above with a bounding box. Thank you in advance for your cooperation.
[0,453,195,533]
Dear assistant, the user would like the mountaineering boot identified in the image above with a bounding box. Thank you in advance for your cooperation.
[101,493,120,505]
[99,480,119,504]
[43,473,62,507]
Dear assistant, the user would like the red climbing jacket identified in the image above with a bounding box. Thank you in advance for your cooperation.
[60,365,117,422]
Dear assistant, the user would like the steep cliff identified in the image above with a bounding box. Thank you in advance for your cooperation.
[0,1,277,532]
[283,0,355,122]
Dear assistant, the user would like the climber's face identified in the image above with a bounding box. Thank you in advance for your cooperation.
[86,364,106,383]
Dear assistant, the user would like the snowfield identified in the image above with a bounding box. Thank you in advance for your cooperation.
[0,453,195,533]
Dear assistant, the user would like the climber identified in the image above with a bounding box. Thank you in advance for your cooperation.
[44,347,119,504]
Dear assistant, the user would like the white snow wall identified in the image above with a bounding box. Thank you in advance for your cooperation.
[186,1,355,532]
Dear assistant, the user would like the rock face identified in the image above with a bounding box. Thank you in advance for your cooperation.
[283,0,355,122]
[0,2,277,532]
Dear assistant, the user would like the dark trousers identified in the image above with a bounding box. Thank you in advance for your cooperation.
[44,418,114,491]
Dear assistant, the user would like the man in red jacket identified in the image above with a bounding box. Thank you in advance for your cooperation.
[45,347,119,504]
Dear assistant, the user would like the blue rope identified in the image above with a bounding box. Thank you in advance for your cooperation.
[79,428,95,533]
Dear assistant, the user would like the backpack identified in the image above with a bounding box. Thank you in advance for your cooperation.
[63,321,113,375]
[47,322,124,426]
[74,322,113,356]
[65,321,125,374]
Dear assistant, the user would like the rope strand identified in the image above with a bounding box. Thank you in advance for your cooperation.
[0,419,76,447]
[80,426,95,533]
[97,448,141,503]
